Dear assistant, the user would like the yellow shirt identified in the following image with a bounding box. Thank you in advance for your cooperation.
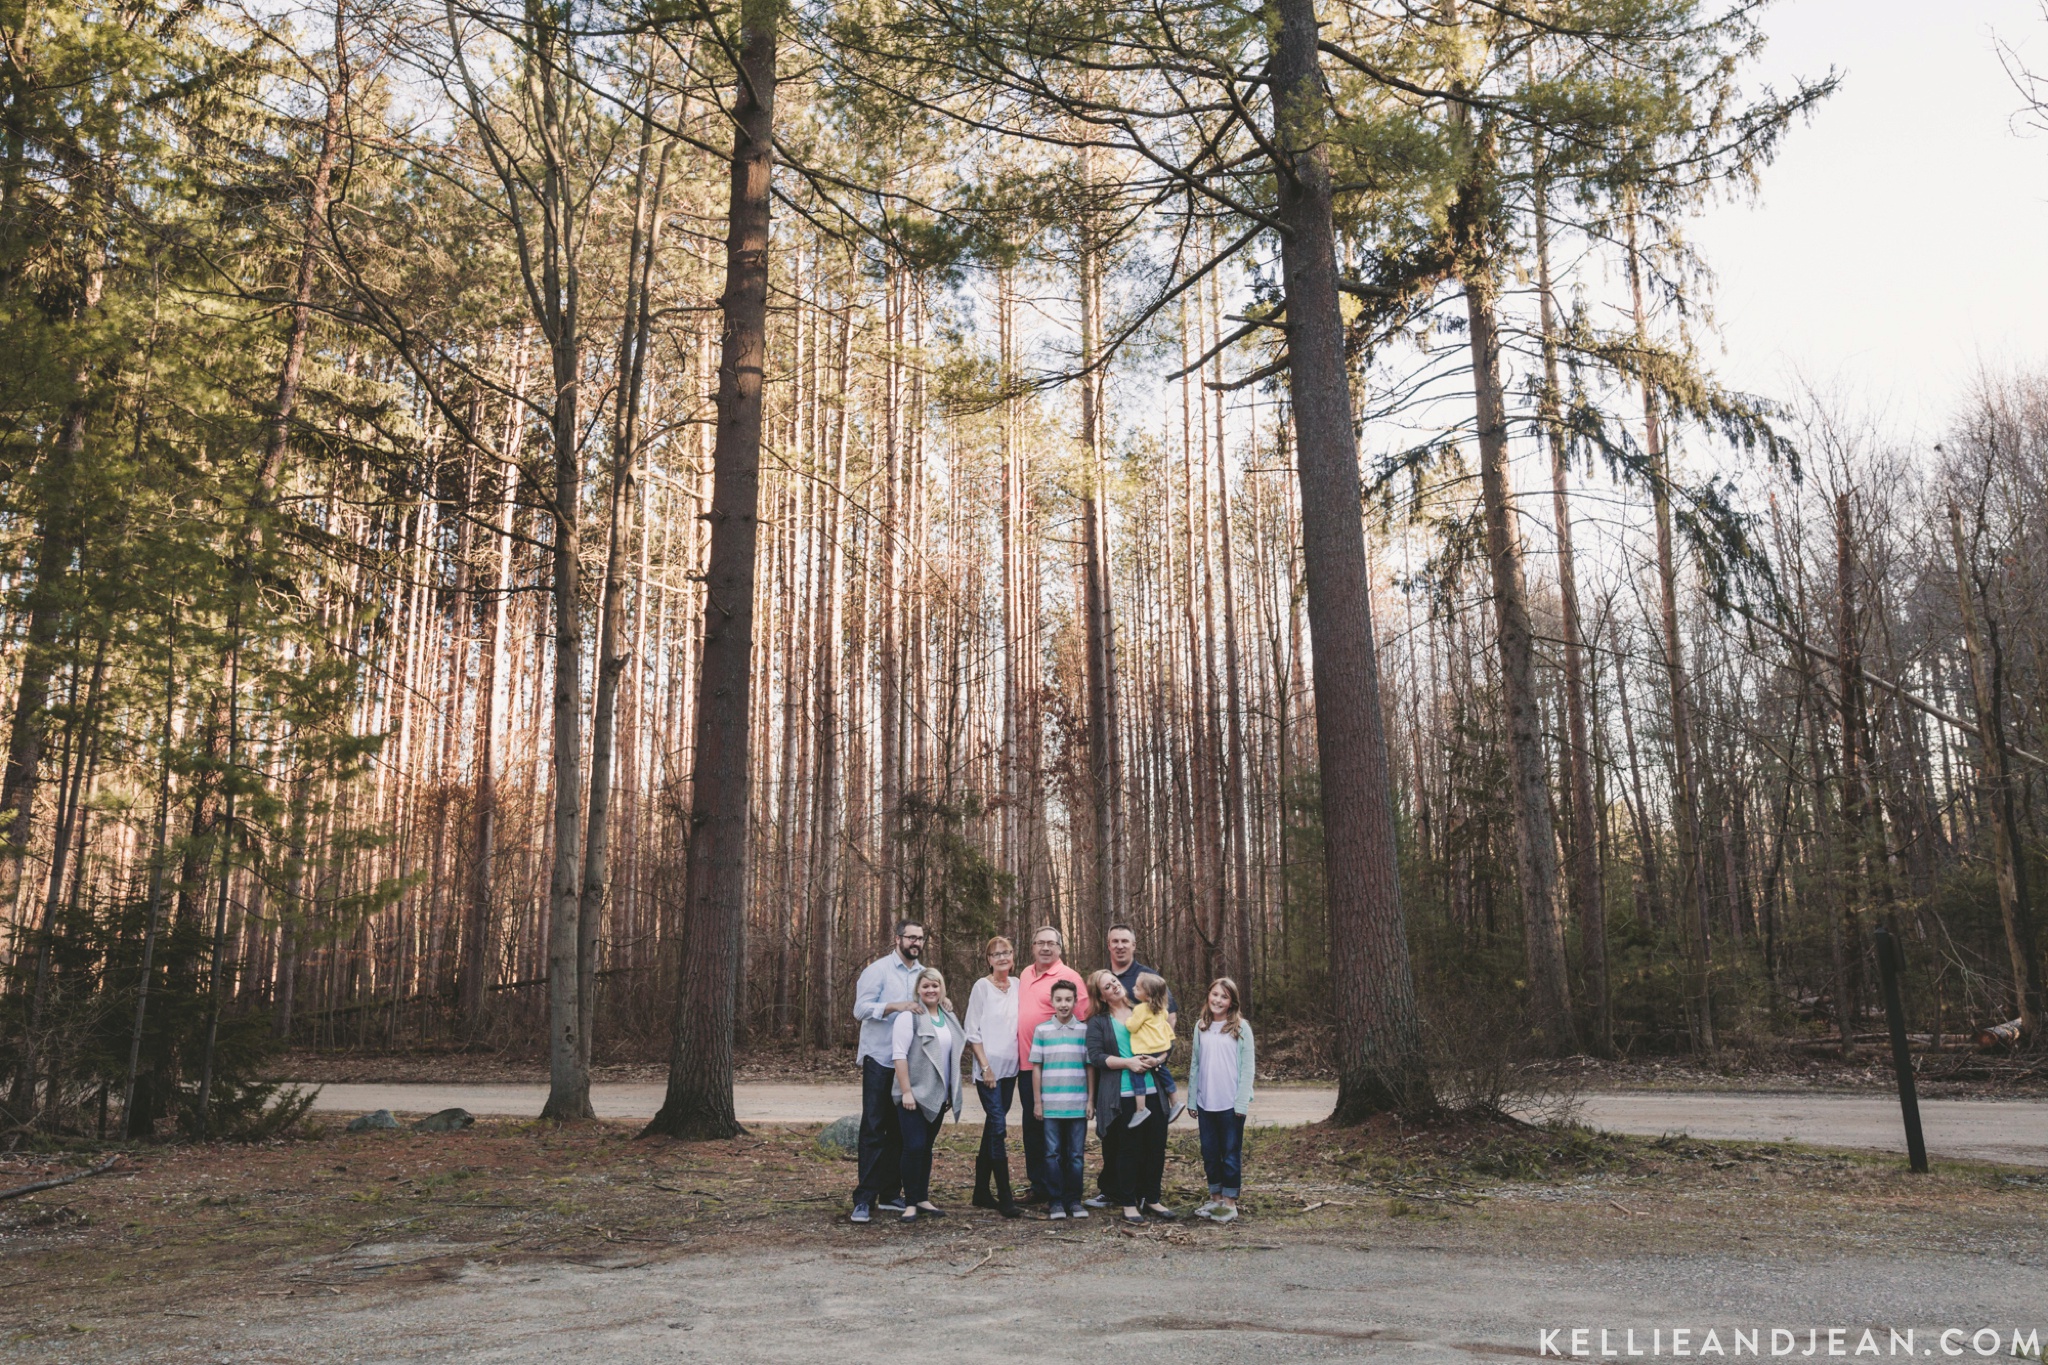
[1126,1001,1175,1055]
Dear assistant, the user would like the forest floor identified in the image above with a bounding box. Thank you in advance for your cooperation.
[5,1116,2046,1362]
[267,1040,2048,1097]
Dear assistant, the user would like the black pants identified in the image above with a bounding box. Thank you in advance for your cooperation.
[853,1057,902,1206]
[899,1104,943,1204]
[1099,1090,1168,1208]
[1096,1063,1175,1197]
[1017,1070,1049,1195]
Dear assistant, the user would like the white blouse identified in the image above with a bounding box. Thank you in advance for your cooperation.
[963,975,1021,1083]
[892,1009,958,1073]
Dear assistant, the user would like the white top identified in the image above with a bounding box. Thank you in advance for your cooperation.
[962,975,1021,1082]
[891,1010,959,1093]
[1196,1022,1241,1112]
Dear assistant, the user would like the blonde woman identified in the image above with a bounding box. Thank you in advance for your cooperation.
[891,968,962,1222]
[1186,977,1256,1222]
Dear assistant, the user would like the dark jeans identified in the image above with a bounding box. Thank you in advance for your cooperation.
[1017,1070,1049,1195]
[1197,1107,1245,1197]
[1043,1116,1087,1207]
[1100,1091,1168,1208]
[899,1104,944,1205]
[853,1057,902,1206]
[976,1076,1016,1177]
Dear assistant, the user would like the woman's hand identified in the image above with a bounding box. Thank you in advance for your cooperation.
[901,1092,917,1110]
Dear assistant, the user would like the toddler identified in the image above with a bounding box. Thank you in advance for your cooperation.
[1123,972,1176,1127]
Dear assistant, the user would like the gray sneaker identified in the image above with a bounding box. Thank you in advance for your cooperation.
[1067,1203,1090,1219]
[1048,1206,1068,1220]
[851,1202,872,1224]
[1083,1194,1109,1209]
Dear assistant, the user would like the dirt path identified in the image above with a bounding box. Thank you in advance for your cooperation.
[300,1081,2048,1166]
[34,1238,2048,1363]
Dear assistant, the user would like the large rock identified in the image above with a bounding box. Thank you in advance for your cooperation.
[411,1107,475,1133]
[346,1109,399,1132]
[816,1115,862,1154]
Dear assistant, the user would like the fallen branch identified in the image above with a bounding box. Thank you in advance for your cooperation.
[0,1154,124,1203]
[955,1247,997,1277]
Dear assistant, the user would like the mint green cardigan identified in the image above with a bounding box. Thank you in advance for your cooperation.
[1185,1019,1256,1115]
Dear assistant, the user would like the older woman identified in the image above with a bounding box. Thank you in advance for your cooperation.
[1084,970,1175,1225]
[963,936,1022,1217]
[892,968,962,1223]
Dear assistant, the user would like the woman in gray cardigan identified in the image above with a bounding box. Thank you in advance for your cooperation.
[1186,976,1255,1221]
[891,968,962,1222]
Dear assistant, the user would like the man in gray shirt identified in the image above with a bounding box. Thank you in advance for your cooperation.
[849,920,927,1223]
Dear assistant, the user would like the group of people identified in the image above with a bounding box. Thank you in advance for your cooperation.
[849,920,1256,1227]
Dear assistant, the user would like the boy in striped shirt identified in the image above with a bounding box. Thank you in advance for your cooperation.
[1028,980,1091,1219]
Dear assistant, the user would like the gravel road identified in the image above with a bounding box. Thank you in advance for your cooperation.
[47,1237,2048,1364]
[298,1082,2048,1166]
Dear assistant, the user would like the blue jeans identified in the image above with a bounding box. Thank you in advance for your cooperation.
[976,1077,1015,1177]
[1042,1116,1087,1207]
[1016,1070,1049,1195]
[1197,1107,1245,1198]
[899,1104,944,1205]
[853,1057,902,1206]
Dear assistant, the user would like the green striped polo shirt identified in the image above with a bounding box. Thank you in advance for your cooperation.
[1028,1018,1090,1118]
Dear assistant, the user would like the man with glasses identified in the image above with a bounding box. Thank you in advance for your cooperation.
[849,920,928,1224]
[1012,925,1090,1205]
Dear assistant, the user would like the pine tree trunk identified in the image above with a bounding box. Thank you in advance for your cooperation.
[1270,0,1430,1118]
[1628,212,1714,1051]
[643,0,777,1139]
[1534,165,1607,1054]
[1463,273,1576,1052]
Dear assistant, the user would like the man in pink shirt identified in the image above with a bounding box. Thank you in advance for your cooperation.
[1014,925,1090,1204]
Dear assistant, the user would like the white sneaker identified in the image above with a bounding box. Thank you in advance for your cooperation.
[1048,1206,1068,1220]
[1195,1201,1219,1219]
[1212,1205,1238,1224]
[1127,1105,1150,1128]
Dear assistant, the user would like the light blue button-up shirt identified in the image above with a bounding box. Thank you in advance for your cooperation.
[853,950,925,1066]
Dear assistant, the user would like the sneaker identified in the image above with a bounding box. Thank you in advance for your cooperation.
[1166,1101,1188,1124]
[1067,1203,1089,1219]
[1212,1205,1238,1224]
[877,1198,907,1213]
[851,1202,872,1224]
[1127,1106,1150,1128]
[1083,1194,1109,1209]
[1048,1206,1068,1220]
[1195,1201,1219,1219]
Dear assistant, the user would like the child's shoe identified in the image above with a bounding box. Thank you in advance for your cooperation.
[1048,1205,1068,1220]
[1126,1105,1150,1128]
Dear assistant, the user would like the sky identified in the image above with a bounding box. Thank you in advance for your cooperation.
[1687,0,2048,438]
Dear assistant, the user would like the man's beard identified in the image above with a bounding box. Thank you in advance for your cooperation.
[903,943,922,960]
